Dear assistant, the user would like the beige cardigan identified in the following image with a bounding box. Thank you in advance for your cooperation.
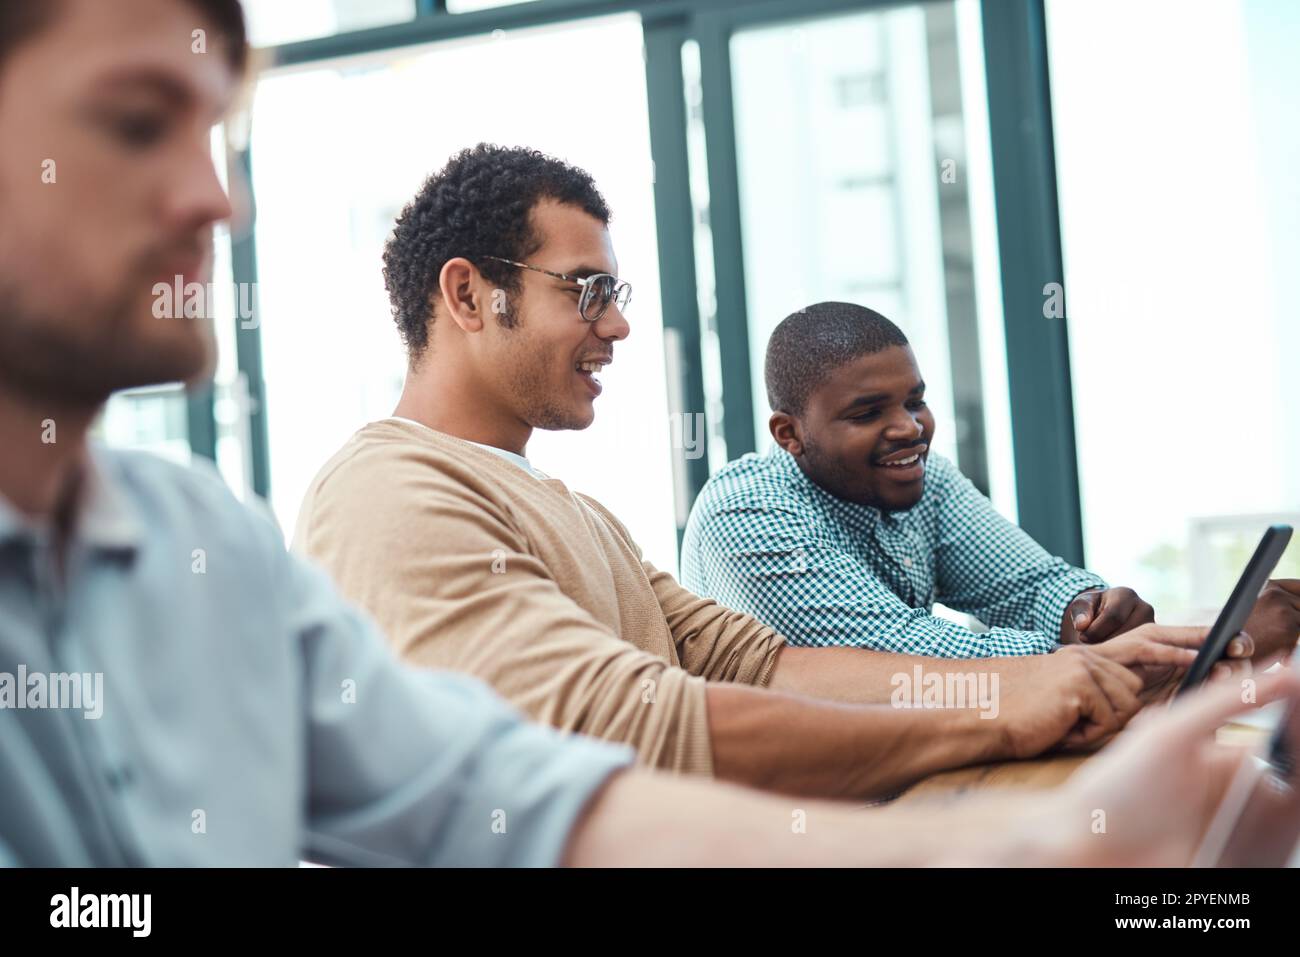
[293,419,785,776]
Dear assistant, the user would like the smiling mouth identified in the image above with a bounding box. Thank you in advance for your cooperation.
[873,443,928,478]
[878,453,922,469]
[575,359,608,396]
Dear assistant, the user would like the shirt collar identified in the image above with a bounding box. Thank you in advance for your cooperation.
[79,448,145,552]
[0,447,143,555]
[383,417,550,481]
[466,441,549,480]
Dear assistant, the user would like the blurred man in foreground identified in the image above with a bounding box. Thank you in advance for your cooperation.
[1,0,1294,867]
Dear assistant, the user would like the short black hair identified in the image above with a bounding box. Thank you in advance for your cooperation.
[0,0,248,75]
[382,143,611,359]
[765,301,910,414]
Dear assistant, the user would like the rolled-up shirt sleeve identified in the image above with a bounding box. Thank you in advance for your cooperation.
[931,457,1105,638]
[285,554,633,867]
[578,496,784,686]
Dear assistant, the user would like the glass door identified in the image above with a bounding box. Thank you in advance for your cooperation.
[723,0,1017,516]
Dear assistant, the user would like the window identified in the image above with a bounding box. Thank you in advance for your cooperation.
[241,0,416,48]
[446,0,539,12]
[246,14,678,570]
[95,387,192,466]
[1048,0,1300,618]
[727,0,1016,518]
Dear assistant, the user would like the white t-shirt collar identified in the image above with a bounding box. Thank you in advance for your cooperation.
[385,417,548,480]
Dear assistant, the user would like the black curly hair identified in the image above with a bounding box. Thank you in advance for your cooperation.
[382,144,611,359]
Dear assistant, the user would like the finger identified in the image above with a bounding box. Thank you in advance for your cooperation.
[1061,717,1118,751]
[1211,636,1255,680]
[1069,659,1127,746]
[1164,670,1300,745]
[1088,653,1144,721]
[1211,659,1253,683]
[1083,592,1133,641]
[1089,630,1195,669]
[1068,590,1103,633]
[1134,666,1182,706]
[1266,588,1300,616]
[1268,578,1300,597]
[1152,625,1211,648]
[1090,606,1156,644]
[1061,725,1109,752]
[1116,600,1156,636]
[1115,639,1198,671]
[1060,699,1115,749]
[1225,630,1256,659]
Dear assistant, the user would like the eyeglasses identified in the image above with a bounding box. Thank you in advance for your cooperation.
[481,255,632,323]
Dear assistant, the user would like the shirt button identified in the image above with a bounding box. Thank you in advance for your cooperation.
[903,558,913,568]
[105,766,135,791]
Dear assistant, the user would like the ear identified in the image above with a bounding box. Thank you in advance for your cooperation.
[438,257,486,333]
[769,412,804,456]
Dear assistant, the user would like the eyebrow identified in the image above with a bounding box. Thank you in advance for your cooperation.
[557,264,616,281]
[840,381,927,412]
[92,68,198,108]
[93,66,235,125]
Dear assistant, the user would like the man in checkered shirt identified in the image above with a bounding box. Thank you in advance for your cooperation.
[682,301,1154,658]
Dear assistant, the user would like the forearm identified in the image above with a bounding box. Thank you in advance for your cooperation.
[703,682,1004,799]
[768,643,1037,705]
[564,768,1084,867]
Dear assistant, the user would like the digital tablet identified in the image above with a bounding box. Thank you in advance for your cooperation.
[1175,524,1293,697]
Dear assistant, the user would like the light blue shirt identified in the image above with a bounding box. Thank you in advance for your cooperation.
[682,447,1105,658]
[0,447,631,866]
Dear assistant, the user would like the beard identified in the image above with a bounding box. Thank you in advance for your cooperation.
[799,433,864,500]
[528,402,590,432]
[491,302,594,433]
[800,431,924,511]
[0,270,212,406]
[507,353,592,432]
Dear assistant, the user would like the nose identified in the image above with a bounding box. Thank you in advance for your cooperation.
[164,137,234,235]
[883,406,925,442]
[592,301,630,342]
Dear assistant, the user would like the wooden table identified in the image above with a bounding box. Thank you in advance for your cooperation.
[897,752,1086,804]
[896,722,1268,805]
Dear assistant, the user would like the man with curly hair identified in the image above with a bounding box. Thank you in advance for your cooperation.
[294,144,1231,799]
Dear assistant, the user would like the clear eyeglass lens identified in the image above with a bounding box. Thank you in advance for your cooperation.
[581,276,611,321]
[579,276,632,321]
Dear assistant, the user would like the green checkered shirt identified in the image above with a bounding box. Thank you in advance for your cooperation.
[682,447,1104,657]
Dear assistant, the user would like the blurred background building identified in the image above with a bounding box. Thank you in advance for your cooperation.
[96,0,1300,624]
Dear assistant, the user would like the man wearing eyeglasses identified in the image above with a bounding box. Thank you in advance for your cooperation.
[294,144,1240,799]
